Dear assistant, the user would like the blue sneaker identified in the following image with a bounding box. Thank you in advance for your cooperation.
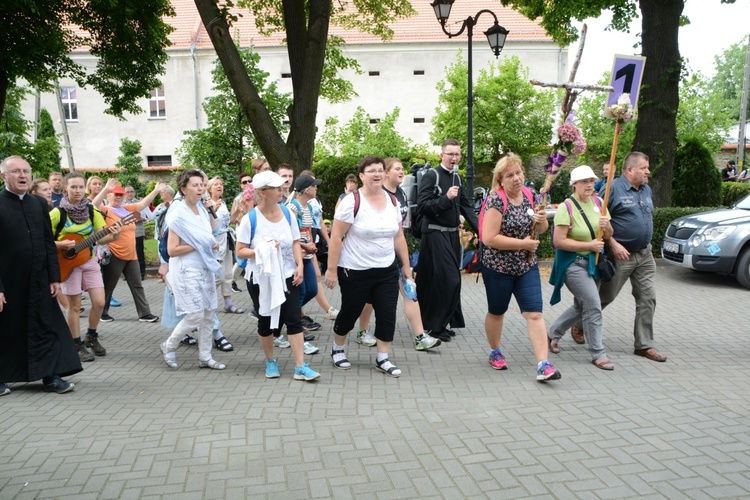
[293,363,320,381]
[110,297,122,307]
[265,359,280,379]
[537,360,561,381]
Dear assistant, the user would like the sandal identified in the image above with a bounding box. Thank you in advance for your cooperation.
[548,336,560,354]
[160,342,178,370]
[180,335,197,346]
[375,357,402,378]
[199,359,226,370]
[214,336,234,352]
[331,350,351,370]
[224,305,245,314]
[592,357,614,371]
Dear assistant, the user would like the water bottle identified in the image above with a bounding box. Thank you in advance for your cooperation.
[402,277,418,302]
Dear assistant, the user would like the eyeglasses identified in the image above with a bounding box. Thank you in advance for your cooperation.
[363,169,385,175]
[241,180,252,185]
[442,152,462,157]
[7,169,31,175]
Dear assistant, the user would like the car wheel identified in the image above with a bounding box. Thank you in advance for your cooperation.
[735,247,750,289]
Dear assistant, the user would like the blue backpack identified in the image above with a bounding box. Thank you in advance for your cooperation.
[237,205,293,269]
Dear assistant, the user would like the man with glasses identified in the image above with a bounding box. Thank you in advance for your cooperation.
[573,151,667,363]
[415,138,478,343]
[0,156,82,395]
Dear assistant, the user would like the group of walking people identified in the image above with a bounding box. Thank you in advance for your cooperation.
[0,143,667,396]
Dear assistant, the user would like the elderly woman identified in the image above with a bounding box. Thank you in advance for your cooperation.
[97,179,165,323]
[480,154,560,381]
[235,171,320,381]
[207,176,244,316]
[324,155,413,377]
[160,169,225,370]
[548,165,614,370]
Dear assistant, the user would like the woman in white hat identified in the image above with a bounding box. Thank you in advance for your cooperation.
[548,165,615,370]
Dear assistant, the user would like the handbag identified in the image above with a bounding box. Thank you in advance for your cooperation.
[568,197,616,282]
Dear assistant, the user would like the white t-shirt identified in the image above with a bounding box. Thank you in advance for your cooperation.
[236,208,301,279]
[335,190,401,270]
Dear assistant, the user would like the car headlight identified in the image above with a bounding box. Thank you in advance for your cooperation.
[689,225,736,247]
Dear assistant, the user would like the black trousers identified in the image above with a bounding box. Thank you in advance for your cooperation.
[248,276,304,337]
[135,236,146,279]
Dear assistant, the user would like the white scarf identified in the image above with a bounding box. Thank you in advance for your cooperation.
[165,199,223,278]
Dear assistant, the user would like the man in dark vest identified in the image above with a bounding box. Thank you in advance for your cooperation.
[415,139,478,342]
[0,156,81,396]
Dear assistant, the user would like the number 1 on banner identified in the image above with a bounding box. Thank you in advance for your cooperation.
[607,55,646,110]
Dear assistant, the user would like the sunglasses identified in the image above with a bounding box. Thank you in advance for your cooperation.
[241,180,252,185]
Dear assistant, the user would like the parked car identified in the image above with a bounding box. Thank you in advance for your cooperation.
[661,194,750,288]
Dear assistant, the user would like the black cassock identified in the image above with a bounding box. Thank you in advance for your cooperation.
[0,189,81,382]
[415,167,478,334]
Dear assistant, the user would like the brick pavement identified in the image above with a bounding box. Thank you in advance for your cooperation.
[1,262,749,499]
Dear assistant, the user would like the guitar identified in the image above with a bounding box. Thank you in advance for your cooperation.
[57,213,136,282]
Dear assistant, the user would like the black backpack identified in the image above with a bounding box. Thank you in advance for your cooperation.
[54,205,96,239]
[407,162,438,239]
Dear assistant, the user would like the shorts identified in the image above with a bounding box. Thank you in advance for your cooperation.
[481,265,542,316]
[61,258,104,295]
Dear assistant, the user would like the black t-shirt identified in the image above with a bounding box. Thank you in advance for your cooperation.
[384,185,409,226]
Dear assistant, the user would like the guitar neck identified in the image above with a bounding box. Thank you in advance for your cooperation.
[72,218,128,254]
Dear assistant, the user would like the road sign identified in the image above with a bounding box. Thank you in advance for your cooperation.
[607,55,646,109]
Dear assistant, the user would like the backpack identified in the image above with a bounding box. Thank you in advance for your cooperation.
[54,205,96,239]
[551,196,603,248]
[352,189,398,218]
[408,164,440,239]
[469,187,536,275]
[237,205,294,269]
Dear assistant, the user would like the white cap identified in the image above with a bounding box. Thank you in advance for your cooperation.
[252,171,285,189]
[569,165,598,185]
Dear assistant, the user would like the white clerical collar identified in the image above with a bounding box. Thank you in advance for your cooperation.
[4,187,25,200]
[439,164,453,173]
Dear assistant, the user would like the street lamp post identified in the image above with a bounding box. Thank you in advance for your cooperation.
[431,0,508,195]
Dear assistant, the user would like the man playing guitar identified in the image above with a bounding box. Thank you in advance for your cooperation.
[50,172,121,363]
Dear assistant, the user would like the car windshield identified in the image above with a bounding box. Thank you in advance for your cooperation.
[736,195,750,210]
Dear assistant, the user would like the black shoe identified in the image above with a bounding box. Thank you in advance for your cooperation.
[301,316,321,331]
[232,281,242,293]
[303,329,316,342]
[100,314,114,322]
[249,307,260,320]
[430,330,452,343]
[180,334,197,346]
[139,314,159,323]
[0,383,10,396]
[42,375,75,394]
[447,329,457,337]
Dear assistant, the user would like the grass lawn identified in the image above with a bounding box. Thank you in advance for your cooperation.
[144,238,159,267]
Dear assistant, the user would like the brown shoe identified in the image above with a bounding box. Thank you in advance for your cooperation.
[634,348,667,362]
[571,326,585,344]
[592,357,614,370]
[548,336,560,354]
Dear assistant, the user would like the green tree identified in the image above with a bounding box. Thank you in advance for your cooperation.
[711,37,750,121]
[499,0,737,207]
[316,107,420,160]
[192,0,415,173]
[116,138,144,196]
[30,108,62,179]
[178,47,292,199]
[431,54,556,164]
[0,1,174,118]
[0,84,32,163]
[672,137,722,207]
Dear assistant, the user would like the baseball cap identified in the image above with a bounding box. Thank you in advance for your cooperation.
[252,171,286,190]
[295,175,322,192]
[728,160,737,166]
[111,185,125,195]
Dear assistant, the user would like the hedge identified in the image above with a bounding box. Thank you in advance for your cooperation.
[721,182,750,206]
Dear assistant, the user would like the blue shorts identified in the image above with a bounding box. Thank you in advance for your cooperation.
[481,265,543,316]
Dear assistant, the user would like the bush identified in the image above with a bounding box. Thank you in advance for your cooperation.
[312,155,361,219]
[672,137,722,207]
[721,182,750,206]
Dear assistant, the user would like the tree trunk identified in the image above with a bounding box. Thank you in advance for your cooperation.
[193,0,330,174]
[193,0,289,168]
[633,0,684,207]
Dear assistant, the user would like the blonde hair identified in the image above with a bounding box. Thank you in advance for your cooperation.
[86,175,103,195]
[251,158,269,174]
[491,153,523,191]
[384,158,403,172]
[206,176,223,197]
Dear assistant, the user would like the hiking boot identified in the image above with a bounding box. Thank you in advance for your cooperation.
[84,334,107,356]
[77,343,95,362]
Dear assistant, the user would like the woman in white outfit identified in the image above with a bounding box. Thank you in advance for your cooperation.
[235,171,320,382]
[160,169,226,370]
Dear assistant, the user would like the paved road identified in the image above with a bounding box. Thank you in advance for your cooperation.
[1,262,749,499]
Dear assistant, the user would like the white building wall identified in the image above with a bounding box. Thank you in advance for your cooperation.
[21,41,566,169]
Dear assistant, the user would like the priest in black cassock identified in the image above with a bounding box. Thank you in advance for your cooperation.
[0,156,81,396]
[415,139,478,343]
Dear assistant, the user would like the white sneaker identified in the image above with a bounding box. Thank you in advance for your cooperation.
[303,342,320,355]
[356,330,377,347]
[415,332,441,351]
[273,336,291,348]
[325,307,339,320]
